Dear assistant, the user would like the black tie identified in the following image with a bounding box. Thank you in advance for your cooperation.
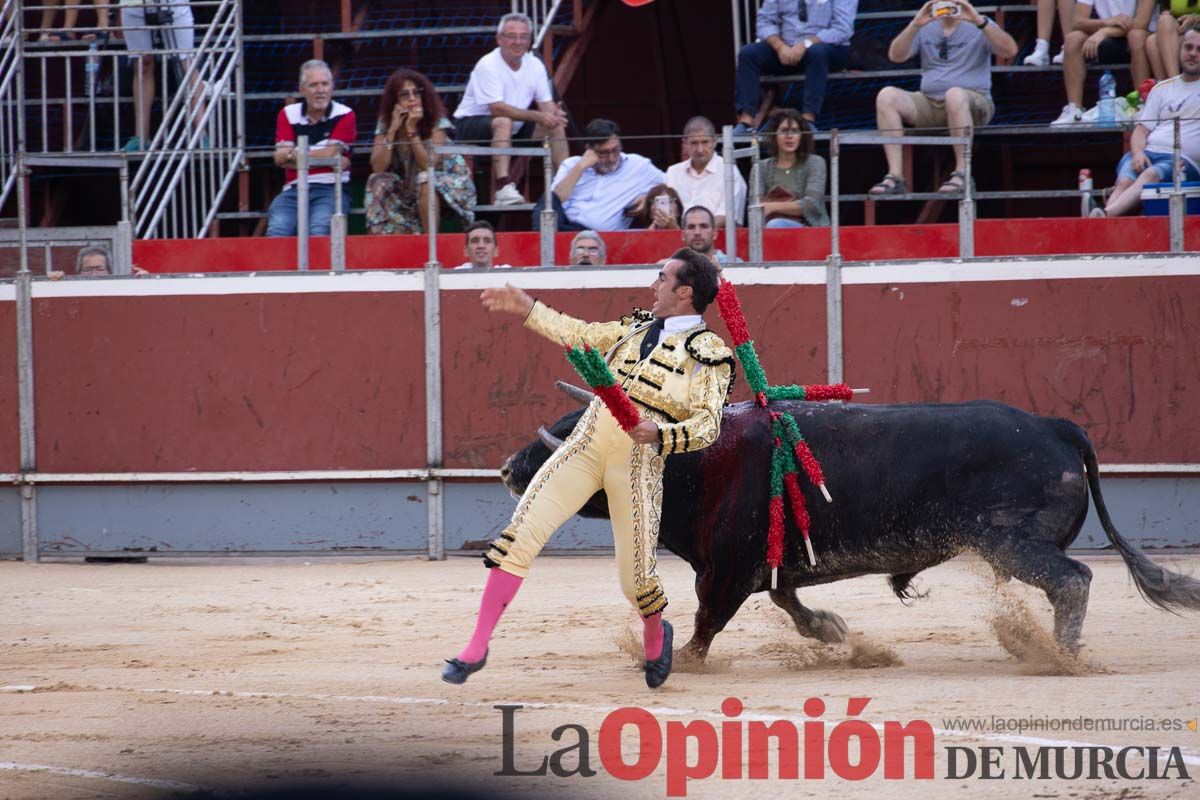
[639,319,665,361]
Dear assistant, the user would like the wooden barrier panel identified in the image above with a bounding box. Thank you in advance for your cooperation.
[3,257,1198,476]
[0,297,19,473]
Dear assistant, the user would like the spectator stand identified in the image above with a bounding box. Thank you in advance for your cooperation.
[233,0,596,236]
[5,1,244,240]
[730,1,1147,222]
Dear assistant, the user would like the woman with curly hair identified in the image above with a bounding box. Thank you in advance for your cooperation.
[759,108,829,228]
[367,69,477,234]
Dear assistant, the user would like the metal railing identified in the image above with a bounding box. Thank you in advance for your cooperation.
[512,0,567,48]
[0,0,23,211]
[130,0,244,239]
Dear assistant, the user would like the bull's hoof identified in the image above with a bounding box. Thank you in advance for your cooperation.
[441,650,488,685]
[811,610,849,643]
[644,621,674,689]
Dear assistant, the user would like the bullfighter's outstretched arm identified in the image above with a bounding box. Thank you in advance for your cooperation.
[481,285,631,353]
[657,332,735,455]
[522,300,631,353]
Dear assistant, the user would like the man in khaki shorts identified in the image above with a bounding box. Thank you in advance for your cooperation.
[869,0,1017,195]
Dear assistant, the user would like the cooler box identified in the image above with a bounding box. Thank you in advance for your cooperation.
[1141,182,1200,216]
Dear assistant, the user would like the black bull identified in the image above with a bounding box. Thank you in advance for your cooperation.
[500,393,1200,661]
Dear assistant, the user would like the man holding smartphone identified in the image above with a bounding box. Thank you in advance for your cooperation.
[869,0,1017,195]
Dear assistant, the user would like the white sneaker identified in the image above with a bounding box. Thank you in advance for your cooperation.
[1052,49,1065,65]
[1050,103,1083,126]
[1023,49,1049,67]
[494,183,526,205]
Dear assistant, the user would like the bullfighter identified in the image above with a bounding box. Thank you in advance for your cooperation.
[442,248,735,688]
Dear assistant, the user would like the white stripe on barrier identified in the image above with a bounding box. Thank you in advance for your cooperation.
[4,683,1198,767]
[3,254,1198,299]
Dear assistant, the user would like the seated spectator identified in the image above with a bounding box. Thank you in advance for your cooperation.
[1148,9,1199,79]
[638,184,684,230]
[48,245,147,278]
[452,12,568,205]
[35,0,109,42]
[1050,0,1156,125]
[1091,27,1200,216]
[870,1,1017,195]
[267,60,354,238]
[368,69,476,235]
[536,119,666,232]
[1024,0,1076,65]
[733,0,858,134]
[568,230,607,266]
[759,109,829,227]
[455,221,512,269]
[665,116,747,227]
[680,205,740,268]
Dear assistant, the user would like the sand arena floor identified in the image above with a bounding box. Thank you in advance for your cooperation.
[1,553,1198,799]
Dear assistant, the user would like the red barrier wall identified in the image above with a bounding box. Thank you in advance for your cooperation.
[7,261,1200,474]
[0,301,19,473]
[131,217,1200,273]
[32,292,426,472]
[844,277,1200,463]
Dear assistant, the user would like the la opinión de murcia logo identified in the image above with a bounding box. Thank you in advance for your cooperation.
[494,698,1193,796]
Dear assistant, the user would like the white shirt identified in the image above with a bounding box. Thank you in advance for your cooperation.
[665,153,747,224]
[453,49,554,133]
[1139,75,1200,172]
[1078,0,1156,31]
[551,153,666,231]
[455,262,512,270]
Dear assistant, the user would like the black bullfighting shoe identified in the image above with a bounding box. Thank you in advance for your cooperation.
[441,650,488,685]
[643,621,674,689]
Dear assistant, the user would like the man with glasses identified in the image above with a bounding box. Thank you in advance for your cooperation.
[869,0,1016,196]
[538,118,665,232]
[453,12,569,205]
[733,0,859,134]
[568,230,607,266]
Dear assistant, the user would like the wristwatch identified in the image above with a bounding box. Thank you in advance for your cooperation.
[976,17,989,30]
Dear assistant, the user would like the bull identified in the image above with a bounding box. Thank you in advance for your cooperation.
[500,384,1200,662]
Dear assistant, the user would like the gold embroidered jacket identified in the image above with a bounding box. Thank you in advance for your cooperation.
[524,301,735,455]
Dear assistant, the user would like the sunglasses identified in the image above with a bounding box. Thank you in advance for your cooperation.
[938,40,951,61]
[798,0,807,23]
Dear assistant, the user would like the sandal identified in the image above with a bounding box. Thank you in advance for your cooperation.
[868,174,908,195]
[938,171,973,195]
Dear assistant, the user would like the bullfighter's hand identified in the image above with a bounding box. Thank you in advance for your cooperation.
[628,420,660,445]
[481,283,536,316]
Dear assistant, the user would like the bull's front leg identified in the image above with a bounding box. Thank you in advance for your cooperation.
[679,567,753,663]
[769,588,848,643]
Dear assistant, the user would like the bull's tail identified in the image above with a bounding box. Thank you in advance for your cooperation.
[1076,427,1200,614]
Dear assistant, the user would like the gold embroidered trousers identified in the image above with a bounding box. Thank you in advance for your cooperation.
[486,400,669,617]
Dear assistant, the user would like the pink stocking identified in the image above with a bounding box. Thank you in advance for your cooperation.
[642,612,664,660]
[458,568,523,663]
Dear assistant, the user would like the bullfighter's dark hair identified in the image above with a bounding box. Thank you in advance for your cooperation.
[583,118,620,147]
[668,247,719,314]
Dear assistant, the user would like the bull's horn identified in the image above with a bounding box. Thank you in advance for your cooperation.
[555,380,595,406]
[537,426,565,451]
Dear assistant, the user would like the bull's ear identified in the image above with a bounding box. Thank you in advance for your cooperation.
[538,426,565,451]
[555,380,595,406]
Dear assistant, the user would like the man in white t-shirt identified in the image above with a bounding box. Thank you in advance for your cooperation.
[455,221,513,269]
[453,12,569,206]
[665,116,747,228]
[1091,28,1200,216]
[1051,0,1156,125]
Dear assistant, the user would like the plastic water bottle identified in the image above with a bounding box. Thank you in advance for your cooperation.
[1098,71,1116,126]
[85,40,99,97]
